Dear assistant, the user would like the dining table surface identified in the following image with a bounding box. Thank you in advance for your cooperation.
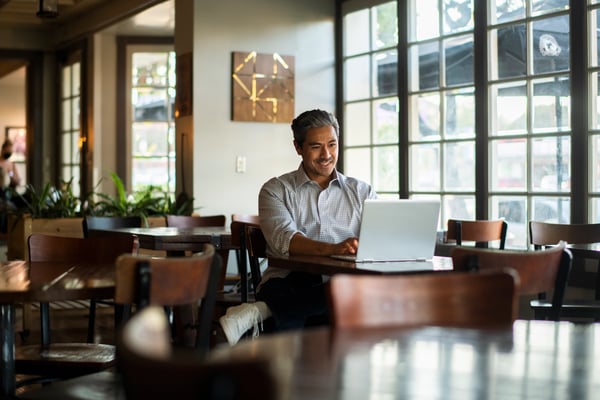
[0,260,115,397]
[209,319,600,399]
[268,254,453,275]
[87,226,232,253]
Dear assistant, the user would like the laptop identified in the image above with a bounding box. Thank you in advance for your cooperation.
[331,199,441,263]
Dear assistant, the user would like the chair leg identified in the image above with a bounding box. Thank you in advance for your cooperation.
[40,302,51,347]
[87,300,97,343]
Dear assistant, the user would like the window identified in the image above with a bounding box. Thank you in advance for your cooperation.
[127,46,176,195]
[342,1,399,197]
[341,0,578,248]
[60,58,81,196]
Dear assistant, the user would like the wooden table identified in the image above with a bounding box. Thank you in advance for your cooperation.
[88,226,238,295]
[268,254,452,275]
[88,226,232,254]
[209,320,600,399]
[0,261,115,397]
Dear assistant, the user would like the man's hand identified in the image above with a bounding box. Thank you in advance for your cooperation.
[289,234,359,256]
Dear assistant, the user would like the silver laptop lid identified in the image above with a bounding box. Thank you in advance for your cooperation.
[353,199,441,262]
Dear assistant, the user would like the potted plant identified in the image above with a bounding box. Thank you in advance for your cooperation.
[7,178,83,260]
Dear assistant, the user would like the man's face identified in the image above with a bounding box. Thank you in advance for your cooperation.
[294,125,338,186]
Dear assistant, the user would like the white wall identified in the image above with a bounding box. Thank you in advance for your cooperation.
[192,0,336,220]
[0,69,25,130]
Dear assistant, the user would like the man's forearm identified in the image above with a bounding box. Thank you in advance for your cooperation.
[288,233,336,256]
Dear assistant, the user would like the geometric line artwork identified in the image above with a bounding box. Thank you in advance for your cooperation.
[231,51,295,123]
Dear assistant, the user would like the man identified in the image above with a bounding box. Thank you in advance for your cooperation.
[220,109,376,345]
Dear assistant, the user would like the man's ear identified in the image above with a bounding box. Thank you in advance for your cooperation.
[293,140,302,155]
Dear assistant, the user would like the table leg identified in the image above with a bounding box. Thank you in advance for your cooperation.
[1,303,15,397]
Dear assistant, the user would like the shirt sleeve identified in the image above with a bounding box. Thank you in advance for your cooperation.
[258,178,303,257]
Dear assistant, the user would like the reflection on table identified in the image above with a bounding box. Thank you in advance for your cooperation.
[210,320,600,399]
[0,261,115,397]
[268,254,452,275]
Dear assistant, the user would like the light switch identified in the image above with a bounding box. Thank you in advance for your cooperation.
[236,156,246,173]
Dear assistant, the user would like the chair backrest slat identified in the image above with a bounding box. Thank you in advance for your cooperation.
[446,219,508,249]
[166,214,226,229]
[529,221,600,247]
[329,270,518,329]
[28,233,137,263]
[451,242,572,321]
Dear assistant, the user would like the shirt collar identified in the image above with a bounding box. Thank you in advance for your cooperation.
[293,163,342,189]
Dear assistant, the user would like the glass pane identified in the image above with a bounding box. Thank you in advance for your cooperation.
[72,97,80,130]
[415,0,439,41]
[592,135,600,192]
[593,10,600,67]
[344,148,372,186]
[344,9,370,56]
[373,50,397,97]
[445,195,475,220]
[443,0,473,34]
[72,62,80,96]
[412,93,440,140]
[531,136,570,192]
[532,0,569,16]
[373,145,398,192]
[418,41,439,90]
[168,157,176,193]
[532,76,570,133]
[445,87,475,138]
[491,0,525,24]
[344,102,371,146]
[61,133,71,165]
[132,87,169,122]
[132,157,169,189]
[495,24,526,79]
[445,35,473,86]
[61,99,71,131]
[444,141,475,191]
[532,196,570,223]
[492,196,527,248]
[373,98,398,145]
[132,122,170,156]
[592,198,600,223]
[62,65,71,98]
[592,72,600,129]
[410,143,440,191]
[71,133,79,164]
[345,55,370,101]
[491,81,527,136]
[373,2,397,50]
[132,53,169,86]
[533,16,570,74]
[491,138,527,191]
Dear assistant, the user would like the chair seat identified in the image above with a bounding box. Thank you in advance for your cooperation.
[16,343,116,378]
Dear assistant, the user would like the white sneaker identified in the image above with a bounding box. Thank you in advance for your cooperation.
[219,303,263,345]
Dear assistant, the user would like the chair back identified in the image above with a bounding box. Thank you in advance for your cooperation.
[446,219,508,249]
[246,225,267,291]
[166,214,226,228]
[82,215,142,238]
[28,233,138,263]
[328,269,518,329]
[114,243,221,352]
[230,214,261,297]
[451,242,572,320]
[119,307,275,400]
[529,221,600,248]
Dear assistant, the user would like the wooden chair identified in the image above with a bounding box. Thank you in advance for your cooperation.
[82,215,143,342]
[82,215,142,237]
[328,269,519,329]
[15,233,138,386]
[114,243,222,353]
[246,224,267,293]
[451,241,572,321]
[224,214,260,303]
[166,214,226,228]
[446,219,508,249]
[529,221,600,320]
[118,306,275,400]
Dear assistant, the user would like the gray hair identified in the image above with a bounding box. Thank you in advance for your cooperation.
[291,109,339,147]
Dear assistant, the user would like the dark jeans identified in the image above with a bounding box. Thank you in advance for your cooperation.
[256,272,329,331]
